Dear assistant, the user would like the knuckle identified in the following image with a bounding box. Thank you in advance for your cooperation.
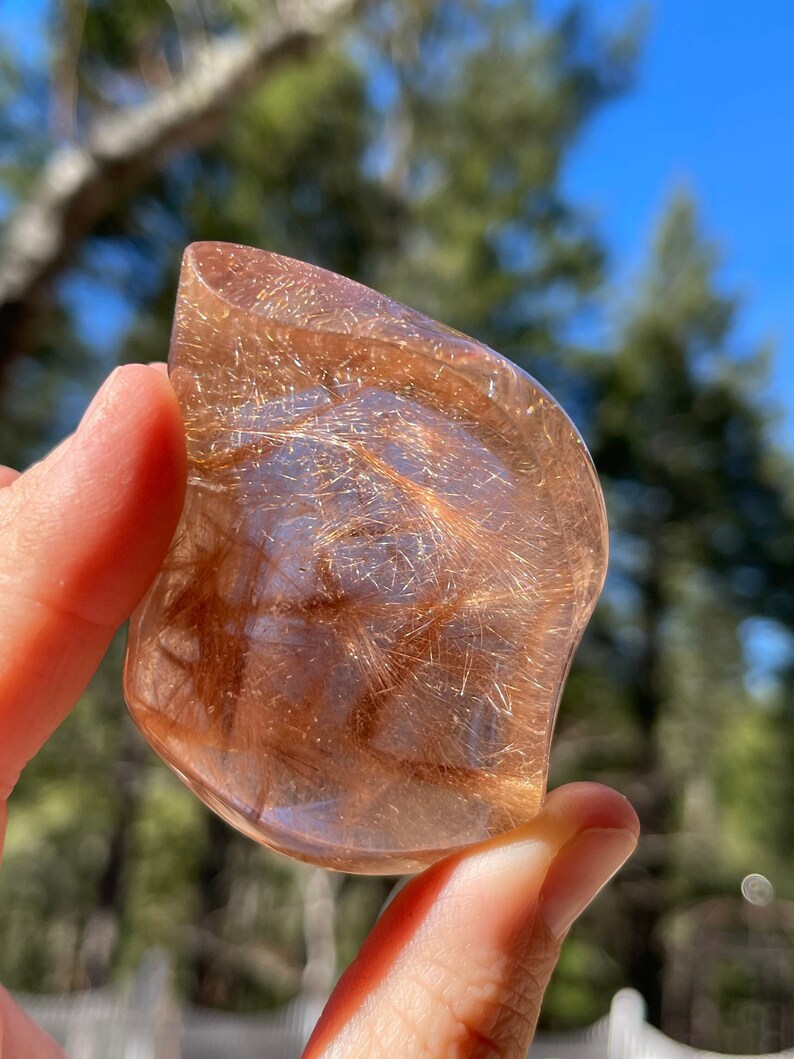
[395,938,545,1058]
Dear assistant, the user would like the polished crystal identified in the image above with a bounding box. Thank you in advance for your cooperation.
[123,242,607,874]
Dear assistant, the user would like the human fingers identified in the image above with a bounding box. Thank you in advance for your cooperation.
[0,467,20,489]
[0,365,184,1055]
[305,783,638,1059]
[0,364,186,800]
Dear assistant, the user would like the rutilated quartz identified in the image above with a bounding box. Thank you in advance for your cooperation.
[123,243,608,874]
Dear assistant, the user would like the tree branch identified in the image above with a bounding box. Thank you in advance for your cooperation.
[0,0,362,371]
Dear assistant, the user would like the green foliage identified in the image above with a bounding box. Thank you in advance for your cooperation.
[542,924,626,1029]
[551,191,794,1029]
[369,0,635,360]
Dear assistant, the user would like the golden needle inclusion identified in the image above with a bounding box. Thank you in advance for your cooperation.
[123,242,608,874]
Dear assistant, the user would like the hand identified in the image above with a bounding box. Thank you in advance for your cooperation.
[0,366,638,1059]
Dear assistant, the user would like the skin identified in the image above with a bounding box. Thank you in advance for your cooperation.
[0,365,639,1059]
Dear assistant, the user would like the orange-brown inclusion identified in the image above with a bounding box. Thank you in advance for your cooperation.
[123,243,608,874]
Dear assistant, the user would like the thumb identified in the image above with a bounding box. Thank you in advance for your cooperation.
[305,783,638,1059]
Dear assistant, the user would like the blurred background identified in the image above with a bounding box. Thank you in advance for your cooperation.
[1,0,793,1054]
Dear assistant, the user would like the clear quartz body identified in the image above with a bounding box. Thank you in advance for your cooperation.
[123,243,608,874]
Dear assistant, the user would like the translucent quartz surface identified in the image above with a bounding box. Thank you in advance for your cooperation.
[123,243,608,874]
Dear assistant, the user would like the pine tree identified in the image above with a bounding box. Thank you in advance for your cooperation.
[560,193,794,1026]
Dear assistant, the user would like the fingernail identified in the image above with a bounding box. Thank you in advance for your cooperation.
[539,827,637,938]
[80,369,123,429]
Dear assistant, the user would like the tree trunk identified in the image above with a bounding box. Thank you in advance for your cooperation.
[191,811,236,1008]
[625,537,669,1025]
[79,721,146,988]
[301,868,340,1000]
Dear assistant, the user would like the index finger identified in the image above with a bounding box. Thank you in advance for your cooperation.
[0,365,185,799]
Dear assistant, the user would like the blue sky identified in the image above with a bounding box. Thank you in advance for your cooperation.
[541,0,794,446]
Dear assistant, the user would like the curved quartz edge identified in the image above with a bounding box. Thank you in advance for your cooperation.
[184,242,606,503]
[123,675,487,875]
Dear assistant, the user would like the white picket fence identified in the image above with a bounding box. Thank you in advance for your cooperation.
[14,954,794,1059]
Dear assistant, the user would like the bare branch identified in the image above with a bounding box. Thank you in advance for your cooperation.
[0,0,363,371]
